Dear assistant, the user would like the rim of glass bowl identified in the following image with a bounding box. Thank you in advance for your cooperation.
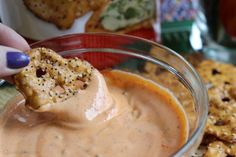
[31,33,208,156]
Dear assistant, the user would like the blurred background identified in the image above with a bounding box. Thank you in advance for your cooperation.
[1,0,236,64]
[0,1,235,156]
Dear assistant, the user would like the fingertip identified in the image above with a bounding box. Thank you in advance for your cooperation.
[0,46,29,77]
[0,23,30,51]
[7,51,30,69]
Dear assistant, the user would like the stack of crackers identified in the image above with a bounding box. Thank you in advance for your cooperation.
[144,55,236,157]
[197,60,236,157]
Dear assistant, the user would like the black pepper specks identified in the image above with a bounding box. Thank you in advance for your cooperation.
[15,47,94,110]
[222,97,230,102]
[212,69,221,75]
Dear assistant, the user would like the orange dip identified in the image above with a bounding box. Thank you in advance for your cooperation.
[0,70,188,157]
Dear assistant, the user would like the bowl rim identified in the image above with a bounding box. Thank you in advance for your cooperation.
[31,32,209,156]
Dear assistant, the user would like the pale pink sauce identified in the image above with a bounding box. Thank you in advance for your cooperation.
[0,70,188,157]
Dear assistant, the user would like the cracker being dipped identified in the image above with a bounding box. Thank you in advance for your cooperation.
[14,48,93,111]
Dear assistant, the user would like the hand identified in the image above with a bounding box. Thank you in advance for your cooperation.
[0,23,30,78]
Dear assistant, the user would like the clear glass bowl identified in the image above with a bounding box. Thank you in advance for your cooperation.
[17,33,208,156]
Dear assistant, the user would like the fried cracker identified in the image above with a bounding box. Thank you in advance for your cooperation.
[85,0,153,33]
[204,141,228,157]
[204,141,236,157]
[195,60,236,156]
[197,61,236,142]
[14,48,93,111]
[88,0,109,10]
[23,0,90,29]
[75,0,91,17]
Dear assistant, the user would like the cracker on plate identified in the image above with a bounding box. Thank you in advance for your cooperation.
[85,0,153,33]
[23,0,90,29]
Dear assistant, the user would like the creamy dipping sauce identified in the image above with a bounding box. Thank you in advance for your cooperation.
[0,70,188,157]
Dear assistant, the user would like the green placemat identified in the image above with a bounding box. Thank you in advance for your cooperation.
[0,84,18,110]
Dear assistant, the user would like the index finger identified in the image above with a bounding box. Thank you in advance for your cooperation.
[0,23,30,51]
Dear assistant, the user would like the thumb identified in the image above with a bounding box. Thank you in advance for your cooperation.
[0,45,30,77]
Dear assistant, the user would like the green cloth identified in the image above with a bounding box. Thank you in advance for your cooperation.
[161,20,194,54]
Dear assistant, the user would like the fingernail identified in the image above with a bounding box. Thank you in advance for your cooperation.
[7,52,30,69]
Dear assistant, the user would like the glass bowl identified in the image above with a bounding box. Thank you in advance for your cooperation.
[10,33,209,156]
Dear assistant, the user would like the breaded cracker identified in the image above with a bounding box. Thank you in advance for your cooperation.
[204,141,236,157]
[14,48,93,111]
[75,0,91,17]
[195,60,236,156]
[85,0,153,33]
[23,0,90,29]
[88,0,109,10]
